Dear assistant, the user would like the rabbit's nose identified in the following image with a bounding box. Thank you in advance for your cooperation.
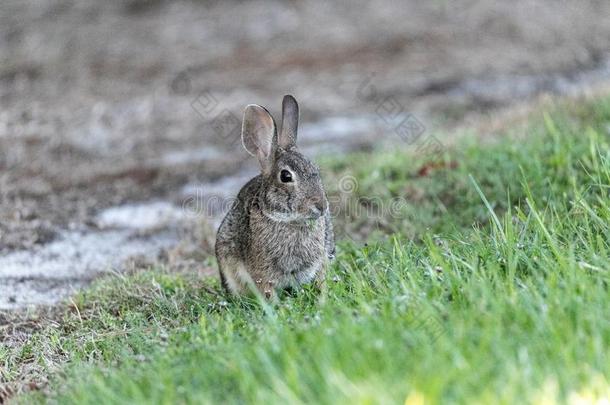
[307,195,327,217]
[314,201,325,213]
[311,197,327,214]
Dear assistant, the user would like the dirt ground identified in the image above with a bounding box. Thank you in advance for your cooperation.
[1,0,610,309]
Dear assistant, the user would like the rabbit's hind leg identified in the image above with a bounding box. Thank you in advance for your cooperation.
[218,256,252,295]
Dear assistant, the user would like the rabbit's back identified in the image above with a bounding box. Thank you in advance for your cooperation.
[215,175,262,263]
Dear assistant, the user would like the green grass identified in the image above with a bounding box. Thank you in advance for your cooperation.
[4,96,610,404]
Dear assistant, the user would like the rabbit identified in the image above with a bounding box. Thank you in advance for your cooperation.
[215,95,335,298]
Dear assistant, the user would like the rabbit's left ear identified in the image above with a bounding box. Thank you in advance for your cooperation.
[242,104,277,176]
[279,95,299,149]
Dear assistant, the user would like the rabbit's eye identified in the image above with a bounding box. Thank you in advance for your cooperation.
[280,169,293,183]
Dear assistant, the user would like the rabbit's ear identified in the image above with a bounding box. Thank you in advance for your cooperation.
[242,104,277,175]
[279,94,298,149]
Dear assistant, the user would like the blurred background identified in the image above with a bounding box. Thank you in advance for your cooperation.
[1,0,610,308]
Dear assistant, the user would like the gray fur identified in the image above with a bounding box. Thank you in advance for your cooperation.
[215,95,335,298]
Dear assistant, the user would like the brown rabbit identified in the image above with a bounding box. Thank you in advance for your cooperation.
[215,95,335,298]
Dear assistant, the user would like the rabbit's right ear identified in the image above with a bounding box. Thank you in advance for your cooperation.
[241,104,277,176]
[279,95,298,149]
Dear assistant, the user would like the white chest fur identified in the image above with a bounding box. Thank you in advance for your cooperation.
[250,210,325,282]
